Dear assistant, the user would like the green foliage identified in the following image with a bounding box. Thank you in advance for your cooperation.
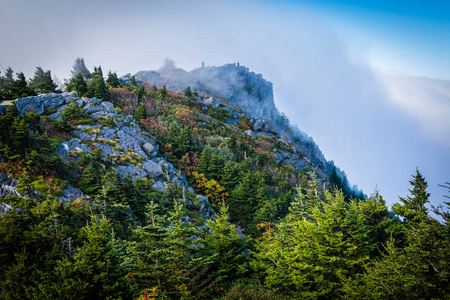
[28,66,58,94]
[393,169,430,223]
[9,72,36,99]
[106,70,121,88]
[86,66,109,100]
[66,72,88,97]
[198,202,250,297]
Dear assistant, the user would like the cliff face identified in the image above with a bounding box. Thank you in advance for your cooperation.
[133,62,335,183]
[134,63,277,121]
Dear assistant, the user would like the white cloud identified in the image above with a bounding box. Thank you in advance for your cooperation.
[381,73,450,148]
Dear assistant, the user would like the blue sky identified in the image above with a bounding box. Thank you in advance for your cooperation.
[1,0,449,210]
[277,0,450,79]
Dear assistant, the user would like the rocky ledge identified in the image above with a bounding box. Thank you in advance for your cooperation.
[13,92,214,219]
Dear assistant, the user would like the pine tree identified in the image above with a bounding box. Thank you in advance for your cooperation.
[9,72,36,99]
[221,161,240,191]
[0,67,15,101]
[198,202,249,297]
[86,66,109,100]
[28,67,58,94]
[252,190,371,299]
[393,169,430,223]
[106,71,121,88]
[230,172,256,228]
[66,72,88,97]
[70,58,91,79]
[183,86,192,98]
[134,103,148,122]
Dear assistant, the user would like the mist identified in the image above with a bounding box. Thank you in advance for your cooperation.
[1,0,449,208]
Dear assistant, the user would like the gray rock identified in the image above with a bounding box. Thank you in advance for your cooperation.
[203,96,222,108]
[90,112,113,119]
[16,96,44,115]
[85,103,104,114]
[59,185,86,202]
[115,165,148,181]
[142,161,163,178]
[142,142,158,157]
[56,104,69,112]
[102,102,115,113]
[0,202,13,214]
[93,143,120,156]
[42,93,66,110]
[48,111,62,121]
[244,130,256,139]
[116,130,148,159]
[61,91,78,104]
[253,119,269,132]
[152,181,166,192]
[58,138,92,158]
[98,127,117,140]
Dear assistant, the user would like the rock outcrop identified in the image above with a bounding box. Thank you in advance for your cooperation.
[14,92,213,219]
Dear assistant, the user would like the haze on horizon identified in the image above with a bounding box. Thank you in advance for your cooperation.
[1,0,449,210]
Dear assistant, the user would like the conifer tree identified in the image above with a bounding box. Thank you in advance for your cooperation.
[9,72,36,99]
[134,103,148,122]
[106,70,121,88]
[28,66,58,94]
[198,202,249,297]
[221,161,240,191]
[66,72,88,97]
[70,58,91,79]
[86,66,109,100]
[393,169,430,223]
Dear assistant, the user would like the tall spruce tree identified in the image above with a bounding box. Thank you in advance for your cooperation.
[28,67,58,94]
[70,58,91,79]
[393,169,430,223]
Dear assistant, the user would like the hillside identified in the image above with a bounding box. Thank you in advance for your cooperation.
[0,62,448,299]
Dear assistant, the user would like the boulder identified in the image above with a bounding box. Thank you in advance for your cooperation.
[253,118,269,132]
[244,130,256,139]
[152,180,166,192]
[115,165,148,181]
[142,142,158,157]
[58,138,93,158]
[142,161,163,178]
[203,97,222,108]
[59,185,86,202]
[0,202,13,214]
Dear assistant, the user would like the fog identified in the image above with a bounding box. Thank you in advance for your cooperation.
[1,0,449,208]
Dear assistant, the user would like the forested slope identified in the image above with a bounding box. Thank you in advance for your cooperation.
[0,62,448,299]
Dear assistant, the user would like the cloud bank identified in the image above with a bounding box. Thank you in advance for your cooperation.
[1,0,449,207]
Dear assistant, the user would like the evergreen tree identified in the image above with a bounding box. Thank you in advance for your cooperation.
[393,169,430,223]
[134,103,148,122]
[198,202,249,297]
[49,216,131,299]
[221,161,240,191]
[66,72,88,97]
[230,172,256,228]
[9,72,36,99]
[183,86,192,98]
[252,190,371,299]
[86,66,109,100]
[0,67,15,100]
[106,70,121,88]
[70,58,91,79]
[28,66,58,94]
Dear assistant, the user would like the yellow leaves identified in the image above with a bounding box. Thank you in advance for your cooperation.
[192,171,229,207]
